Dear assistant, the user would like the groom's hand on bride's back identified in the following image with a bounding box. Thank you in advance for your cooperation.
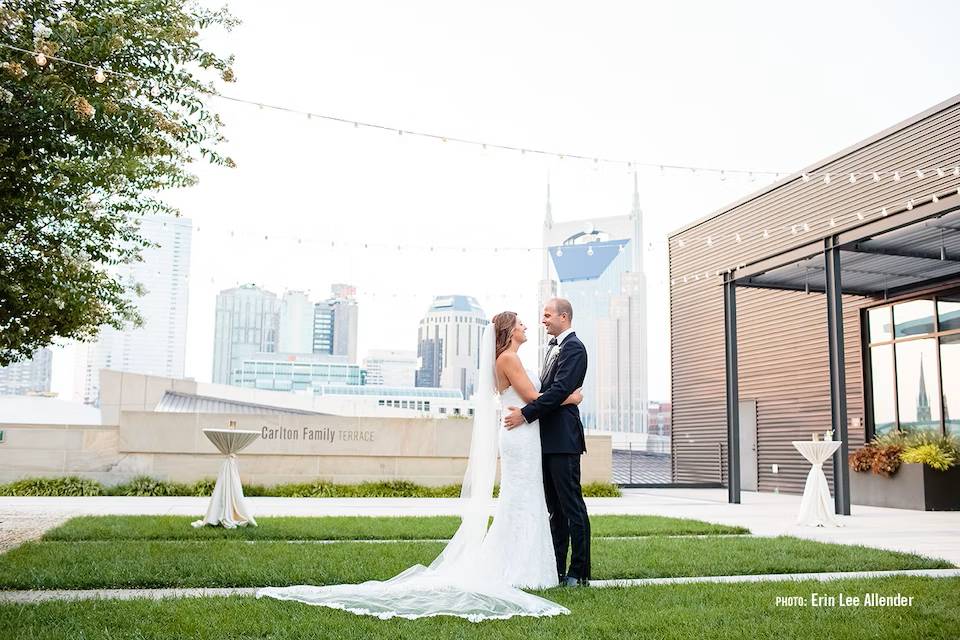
[503,406,525,429]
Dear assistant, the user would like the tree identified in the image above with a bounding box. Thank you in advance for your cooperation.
[0,0,237,366]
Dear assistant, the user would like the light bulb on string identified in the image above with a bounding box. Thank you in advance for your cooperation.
[763,229,770,239]
[150,84,161,97]
[881,207,888,217]
[735,233,742,243]
[893,171,901,181]
[35,52,47,66]
[94,68,106,83]
[954,167,959,177]
[801,173,810,182]
[873,172,881,182]
[587,246,594,256]
[937,168,945,178]
[907,200,914,211]
[556,248,563,257]
[823,173,831,185]
[848,174,856,184]
[916,169,924,179]
[857,212,865,220]
[933,194,940,203]
[829,218,837,227]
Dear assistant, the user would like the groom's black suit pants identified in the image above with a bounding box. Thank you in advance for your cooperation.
[542,453,591,581]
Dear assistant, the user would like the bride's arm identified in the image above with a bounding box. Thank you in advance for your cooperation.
[500,354,583,406]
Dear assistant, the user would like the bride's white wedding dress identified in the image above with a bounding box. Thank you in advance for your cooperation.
[256,328,568,622]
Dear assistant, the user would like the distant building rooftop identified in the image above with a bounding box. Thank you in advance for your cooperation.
[315,385,463,399]
[0,396,102,425]
[427,295,485,314]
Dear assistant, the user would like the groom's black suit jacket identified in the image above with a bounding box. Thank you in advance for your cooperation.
[520,332,588,455]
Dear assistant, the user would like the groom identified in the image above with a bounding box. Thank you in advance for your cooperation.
[504,297,590,587]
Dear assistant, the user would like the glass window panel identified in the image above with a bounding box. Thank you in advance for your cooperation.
[938,296,960,332]
[870,344,897,436]
[895,339,941,432]
[941,334,960,437]
[893,300,935,338]
[868,307,893,343]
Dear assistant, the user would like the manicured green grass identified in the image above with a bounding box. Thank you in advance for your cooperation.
[3,577,959,639]
[42,514,749,542]
[0,536,950,590]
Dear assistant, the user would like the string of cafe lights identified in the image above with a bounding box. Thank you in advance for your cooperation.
[8,41,947,183]
[8,43,960,290]
[669,183,960,290]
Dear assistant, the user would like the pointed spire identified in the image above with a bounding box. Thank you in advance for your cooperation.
[544,172,553,228]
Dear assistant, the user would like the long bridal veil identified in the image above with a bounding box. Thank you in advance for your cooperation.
[256,325,570,622]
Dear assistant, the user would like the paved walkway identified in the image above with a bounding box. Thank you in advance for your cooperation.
[2,488,958,564]
[2,568,958,604]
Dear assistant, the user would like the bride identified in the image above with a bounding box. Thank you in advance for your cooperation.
[257,311,584,622]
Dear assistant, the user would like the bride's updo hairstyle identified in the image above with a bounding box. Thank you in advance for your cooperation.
[491,311,518,360]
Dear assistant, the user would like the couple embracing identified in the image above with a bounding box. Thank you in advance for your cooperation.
[258,298,591,622]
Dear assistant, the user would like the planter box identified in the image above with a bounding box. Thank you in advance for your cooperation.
[850,462,960,511]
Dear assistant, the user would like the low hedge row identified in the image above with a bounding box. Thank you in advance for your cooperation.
[0,475,622,498]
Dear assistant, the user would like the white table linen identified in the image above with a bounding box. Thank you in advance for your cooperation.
[192,429,260,529]
[792,440,843,527]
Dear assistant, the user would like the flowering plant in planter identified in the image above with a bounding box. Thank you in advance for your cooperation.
[849,430,960,476]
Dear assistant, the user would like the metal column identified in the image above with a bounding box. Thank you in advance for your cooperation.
[724,276,741,504]
[824,237,851,515]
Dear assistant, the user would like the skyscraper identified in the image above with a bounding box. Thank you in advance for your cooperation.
[0,348,52,396]
[278,290,314,354]
[313,284,359,363]
[539,175,648,432]
[79,214,192,405]
[211,284,280,384]
[416,295,488,399]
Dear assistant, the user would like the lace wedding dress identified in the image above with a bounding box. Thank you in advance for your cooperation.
[256,327,568,622]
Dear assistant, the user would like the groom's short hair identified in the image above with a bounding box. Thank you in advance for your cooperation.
[551,297,573,322]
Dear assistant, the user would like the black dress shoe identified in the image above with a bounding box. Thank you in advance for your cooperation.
[562,575,589,587]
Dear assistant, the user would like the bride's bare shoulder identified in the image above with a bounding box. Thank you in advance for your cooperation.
[495,351,520,367]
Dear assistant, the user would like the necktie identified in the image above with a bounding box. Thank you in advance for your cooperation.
[541,337,559,383]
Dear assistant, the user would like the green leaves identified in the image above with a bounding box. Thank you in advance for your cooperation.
[0,0,236,366]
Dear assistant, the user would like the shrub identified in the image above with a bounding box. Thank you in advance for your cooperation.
[901,444,956,471]
[871,444,904,477]
[849,445,877,473]
[0,476,621,498]
[0,476,104,496]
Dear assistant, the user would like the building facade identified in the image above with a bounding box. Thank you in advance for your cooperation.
[231,352,362,392]
[668,94,960,498]
[79,214,192,404]
[313,284,359,364]
[415,295,488,399]
[278,290,314,354]
[540,177,649,433]
[0,348,52,396]
[211,284,280,385]
[364,349,418,387]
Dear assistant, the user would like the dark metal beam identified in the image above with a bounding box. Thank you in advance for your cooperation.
[724,276,741,505]
[738,278,879,298]
[848,242,960,263]
[824,237,851,516]
[730,195,960,283]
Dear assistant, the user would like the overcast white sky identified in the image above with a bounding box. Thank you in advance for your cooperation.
[50,0,960,402]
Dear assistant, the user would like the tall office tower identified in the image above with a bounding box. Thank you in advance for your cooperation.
[211,284,280,385]
[80,214,192,405]
[0,348,52,395]
[415,295,488,399]
[364,349,418,387]
[313,284,359,363]
[538,174,648,432]
[278,290,314,354]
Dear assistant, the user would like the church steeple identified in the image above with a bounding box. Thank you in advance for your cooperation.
[917,354,931,423]
[631,172,644,273]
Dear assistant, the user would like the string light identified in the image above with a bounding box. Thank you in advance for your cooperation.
[3,43,957,186]
[94,68,106,83]
[35,52,46,66]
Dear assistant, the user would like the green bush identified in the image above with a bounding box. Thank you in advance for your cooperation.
[0,476,621,498]
[901,444,956,471]
[0,476,104,496]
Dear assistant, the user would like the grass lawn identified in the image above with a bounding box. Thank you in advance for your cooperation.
[3,576,959,639]
[0,535,950,590]
[42,514,749,541]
